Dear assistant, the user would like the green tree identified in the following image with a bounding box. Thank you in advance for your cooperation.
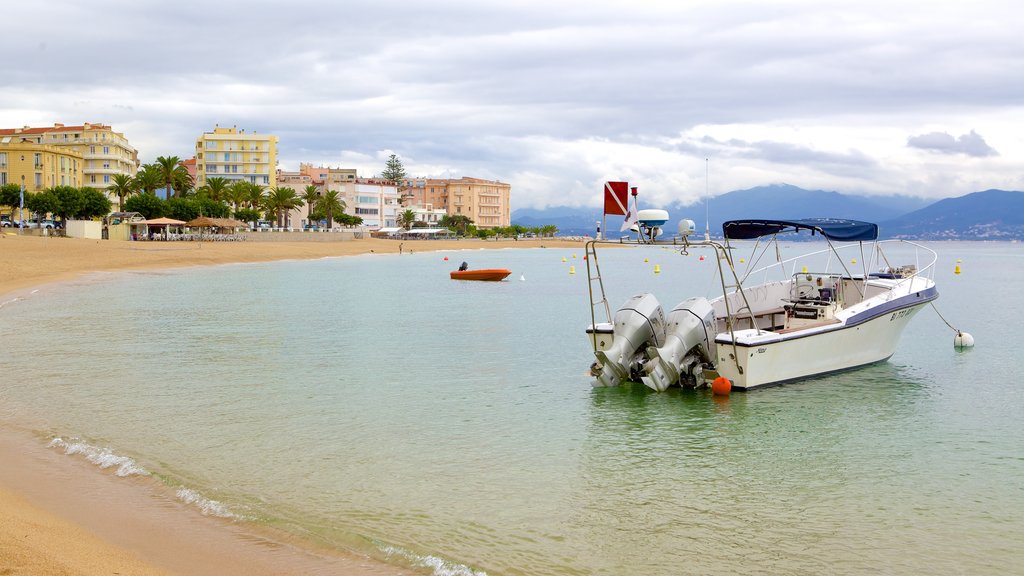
[201,177,231,203]
[318,190,346,228]
[379,153,408,206]
[264,186,302,228]
[25,190,58,221]
[134,164,163,195]
[123,193,165,219]
[336,213,363,227]
[156,156,181,198]
[172,165,194,197]
[440,214,473,236]
[77,187,113,219]
[109,173,136,212]
[1,183,22,209]
[398,208,416,230]
[49,186,83,226]
[301,184,321,225]
[234,207,261,223]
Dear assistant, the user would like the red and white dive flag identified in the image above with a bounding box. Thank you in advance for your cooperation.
[603,181,629,215]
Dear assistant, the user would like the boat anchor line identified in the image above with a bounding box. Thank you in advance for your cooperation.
[586,216,945,391]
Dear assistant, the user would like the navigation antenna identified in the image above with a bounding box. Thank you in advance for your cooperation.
[704,158,711,242]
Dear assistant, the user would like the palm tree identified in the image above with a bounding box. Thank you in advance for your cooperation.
[172,165,194,197]
[245,182,265,211]
[156,156,181,198]
[134,164,163,195]
[319,190,346,228]
[398,208,416,230]
[301,184,321,226]
[109,173,136,212]
[227,180,250,212]
[201,177,231,204]
[264,186,302,228]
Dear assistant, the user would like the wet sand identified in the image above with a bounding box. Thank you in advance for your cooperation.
[0,233,583,575]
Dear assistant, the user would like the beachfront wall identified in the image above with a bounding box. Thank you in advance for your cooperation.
[65,220,102,239]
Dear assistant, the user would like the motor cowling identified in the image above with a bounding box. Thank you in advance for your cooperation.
[593,293,666,387]
[642,297,717,391]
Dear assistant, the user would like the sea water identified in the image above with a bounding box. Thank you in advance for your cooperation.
[0,242,1021,576]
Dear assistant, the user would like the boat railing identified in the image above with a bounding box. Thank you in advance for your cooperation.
[584,235,753,376]
[735,238,937,302]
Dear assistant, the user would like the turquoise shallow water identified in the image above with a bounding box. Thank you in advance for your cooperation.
[1,242,1022,575]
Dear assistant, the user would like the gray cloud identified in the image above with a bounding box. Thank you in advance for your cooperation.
[907,130,998,157]
[1,0,1021,207]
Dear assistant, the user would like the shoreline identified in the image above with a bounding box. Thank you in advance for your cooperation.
[0,234,583,575]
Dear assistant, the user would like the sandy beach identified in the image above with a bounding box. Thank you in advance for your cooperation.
[0,233,583,575]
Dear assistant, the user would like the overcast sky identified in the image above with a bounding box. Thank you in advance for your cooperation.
[2,0,1021,210]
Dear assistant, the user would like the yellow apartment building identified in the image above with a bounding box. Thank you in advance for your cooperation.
[405,177,511,228]
[0,139,84,192]
[0,123,138,195]
[195,125,278,189]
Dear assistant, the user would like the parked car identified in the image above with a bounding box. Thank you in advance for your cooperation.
[23,219,61,229]
[0,215,12,227]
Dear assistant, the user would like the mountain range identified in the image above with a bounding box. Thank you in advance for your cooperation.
[511,184,1024,240]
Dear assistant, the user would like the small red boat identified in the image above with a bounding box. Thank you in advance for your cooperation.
[450,268,512,281]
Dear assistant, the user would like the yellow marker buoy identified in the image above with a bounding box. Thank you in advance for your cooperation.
[712,377,732,396]
[654,264,661,274]
[644,258,649,263]
[955,265,961,275]
[851,259,857,264]
[801,265,807,273]
[572,254,577,259]
[569,265,576,275]
[740,258,745,263]
[562,257,567,262]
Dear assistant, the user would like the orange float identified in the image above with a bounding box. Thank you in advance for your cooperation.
[711,376,732,396]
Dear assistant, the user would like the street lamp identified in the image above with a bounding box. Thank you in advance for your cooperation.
[19,174,25,234]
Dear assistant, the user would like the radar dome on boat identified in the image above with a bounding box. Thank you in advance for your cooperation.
[678,219,696,237]
[637,209,669,227]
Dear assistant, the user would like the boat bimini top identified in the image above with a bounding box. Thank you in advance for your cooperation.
[722,218,879,242]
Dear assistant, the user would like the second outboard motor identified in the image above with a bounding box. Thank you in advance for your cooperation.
[593,293,666,387]
[642,297,717,391]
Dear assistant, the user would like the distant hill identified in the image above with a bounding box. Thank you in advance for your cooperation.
[879,189,1024,239]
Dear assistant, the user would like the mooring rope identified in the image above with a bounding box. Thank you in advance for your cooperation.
[930,302,961,333]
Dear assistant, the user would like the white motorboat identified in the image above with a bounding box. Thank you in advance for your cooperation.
[585,217,939,391]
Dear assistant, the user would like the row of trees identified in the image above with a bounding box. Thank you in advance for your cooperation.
[0,184,112,223]
[107,155,362,228]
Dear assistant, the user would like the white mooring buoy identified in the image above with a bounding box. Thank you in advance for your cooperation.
[954,331,975,349]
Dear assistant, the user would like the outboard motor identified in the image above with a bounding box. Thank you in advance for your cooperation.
[642,297,717,391]
[593,293,667,387]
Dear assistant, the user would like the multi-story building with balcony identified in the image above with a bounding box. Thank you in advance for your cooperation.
[404,177,511,229]
[195,125,278,189]
[0,122,138,198]
[0,139,84,192]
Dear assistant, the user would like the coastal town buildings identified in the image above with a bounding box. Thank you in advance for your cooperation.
[0,123,138,200]
[0,139,84,192]
[194,125,278,189]
[404,177,511,229]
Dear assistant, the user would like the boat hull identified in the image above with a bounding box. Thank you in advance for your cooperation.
[450,269,512,281]
[715,298,931,390]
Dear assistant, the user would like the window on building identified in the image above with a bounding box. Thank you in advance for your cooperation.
[91,175,96,183]
[34,153,42,168]
[35,174,41,187]
[104,175,110,183]
[224,153,230,161]
[0,152,5,167]
[0,172,6,185]
[103,146,109,154]
[90,146,96,154]
[206,140,216,149]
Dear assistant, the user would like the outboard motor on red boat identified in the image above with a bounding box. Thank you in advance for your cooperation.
[592,293,667,387]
